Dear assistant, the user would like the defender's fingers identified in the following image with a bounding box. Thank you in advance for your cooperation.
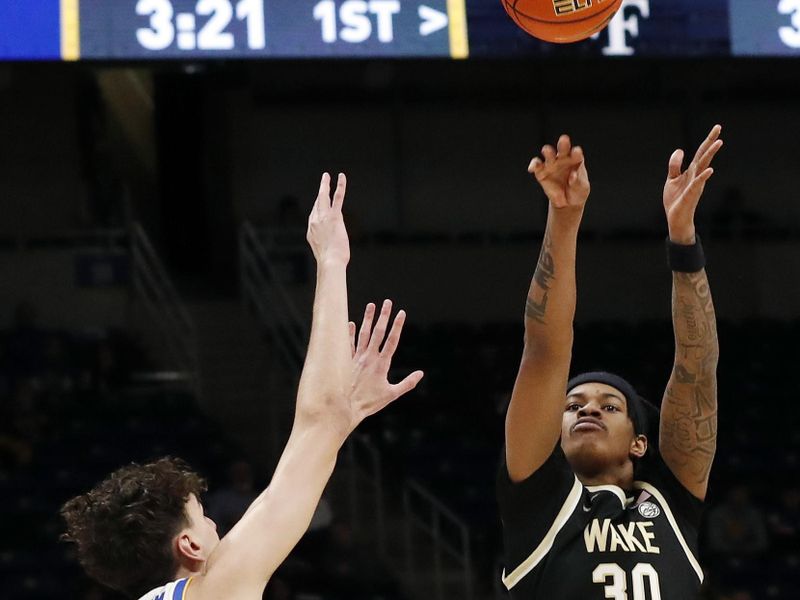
[390,370,425,400]
[332,172,347,211]
[318,172,331,203]
[668,149,684,179]
[367,300,393,353]
[572,146,585,163]
[556,134,572,157]
[380,310,407,358]
[349,321,357,357]
[692,124,722,164]
[357,303,376,355]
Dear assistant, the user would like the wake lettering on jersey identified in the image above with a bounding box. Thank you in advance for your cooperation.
[501,478,703,592]
[583,519,660,554]
[498,446,707,598]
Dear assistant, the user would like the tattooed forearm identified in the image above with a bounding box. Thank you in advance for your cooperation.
[661,270,719,492]
[525,232,555,324]
[661,384,718,482]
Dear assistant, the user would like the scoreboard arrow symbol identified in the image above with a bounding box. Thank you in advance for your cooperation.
[419,5,449,36]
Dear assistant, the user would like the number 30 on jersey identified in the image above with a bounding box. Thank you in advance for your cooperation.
[592,563,662,600]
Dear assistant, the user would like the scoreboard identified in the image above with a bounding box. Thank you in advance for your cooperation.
[76,0,467,59]
[0,0,799,60]
[0,0,467,59]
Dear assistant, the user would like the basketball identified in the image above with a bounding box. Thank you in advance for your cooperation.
[501,0,623,44]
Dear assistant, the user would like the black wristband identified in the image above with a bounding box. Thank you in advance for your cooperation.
[666,235,706,272]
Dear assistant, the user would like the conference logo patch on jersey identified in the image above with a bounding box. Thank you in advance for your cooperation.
[638,501,660,518]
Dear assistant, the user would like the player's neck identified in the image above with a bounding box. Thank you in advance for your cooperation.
[576,462,635,491]
[175,561,205,582]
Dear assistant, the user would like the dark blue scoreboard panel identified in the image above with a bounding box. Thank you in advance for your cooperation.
[0,0,798,60]
[77,0,467,59]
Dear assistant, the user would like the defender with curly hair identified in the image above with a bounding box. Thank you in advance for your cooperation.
[61,173,424,600]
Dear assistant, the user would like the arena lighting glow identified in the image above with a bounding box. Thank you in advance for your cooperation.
[0,0,799,60]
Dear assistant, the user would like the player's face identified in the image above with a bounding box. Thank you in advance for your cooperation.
[560,383,641,476]
[184,493,220,556]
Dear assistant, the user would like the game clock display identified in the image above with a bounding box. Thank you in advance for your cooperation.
[75,0,468,59]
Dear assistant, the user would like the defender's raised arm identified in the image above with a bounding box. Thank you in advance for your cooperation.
[196,174,423,599]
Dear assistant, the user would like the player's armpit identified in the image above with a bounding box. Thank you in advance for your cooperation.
[505,347,572,483]
[190,422,343,599]
[660,269,719,501]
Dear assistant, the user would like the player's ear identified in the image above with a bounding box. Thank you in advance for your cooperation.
[175,531,204,564]
[630,434,648,459]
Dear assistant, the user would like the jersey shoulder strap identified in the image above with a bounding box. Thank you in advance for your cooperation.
[138,577,192,600]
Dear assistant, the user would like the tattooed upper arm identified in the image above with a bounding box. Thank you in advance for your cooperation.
[660,270,719,501]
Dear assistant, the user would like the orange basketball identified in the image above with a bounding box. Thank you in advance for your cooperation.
[501,0,623,44]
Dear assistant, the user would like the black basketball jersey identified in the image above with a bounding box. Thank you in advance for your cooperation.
[497,447,704,599]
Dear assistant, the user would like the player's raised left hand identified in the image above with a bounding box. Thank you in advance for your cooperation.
[307,172,350,265]
[345,299,424,430]
[663,124,723,244]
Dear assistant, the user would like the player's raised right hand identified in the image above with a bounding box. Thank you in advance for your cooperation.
[528,134,590,212]
[345,299,424,431]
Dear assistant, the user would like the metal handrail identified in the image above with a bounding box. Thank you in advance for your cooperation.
[403,479,473,600]
[0,228,129,252]
[130,223,199,392]
[239,222,308,374]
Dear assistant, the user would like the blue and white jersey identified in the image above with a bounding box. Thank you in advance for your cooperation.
[138,578,192,600]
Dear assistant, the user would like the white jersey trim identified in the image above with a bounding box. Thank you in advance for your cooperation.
[137,577,192,600]
[634,481,704,583]
[502,476,583,591]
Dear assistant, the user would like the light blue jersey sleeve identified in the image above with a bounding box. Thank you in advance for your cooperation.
[137,577,192,600]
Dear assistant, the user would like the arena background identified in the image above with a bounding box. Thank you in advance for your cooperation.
[1,2,799,599]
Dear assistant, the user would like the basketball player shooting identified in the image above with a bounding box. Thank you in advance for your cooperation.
[61,173,424,600]
[499,126,723,598]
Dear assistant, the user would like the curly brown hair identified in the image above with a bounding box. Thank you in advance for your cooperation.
[60,457,207,598]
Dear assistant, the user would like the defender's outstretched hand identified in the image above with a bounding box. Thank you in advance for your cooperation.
[528,134,590,211]
[347,300,424,428]
[663,124,724,244]
[307,172,350,265]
